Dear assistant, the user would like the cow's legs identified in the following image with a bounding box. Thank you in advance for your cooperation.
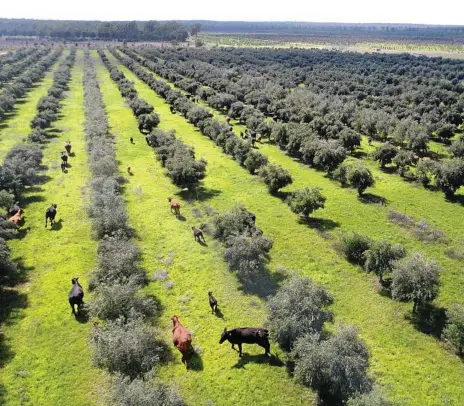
[238,343,242,357]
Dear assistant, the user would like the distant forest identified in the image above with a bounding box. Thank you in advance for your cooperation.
[0,19,189,41]
[0,19,463,43]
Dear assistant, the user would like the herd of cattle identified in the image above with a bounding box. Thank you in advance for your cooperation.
[4,141,270,368]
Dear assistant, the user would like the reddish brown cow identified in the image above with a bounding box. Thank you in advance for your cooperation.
[8,208,22,226]
[168,197,181,216]
[171,315,193,367]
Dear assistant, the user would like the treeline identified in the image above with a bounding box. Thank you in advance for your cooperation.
[0,48,62,122]
[0,19,188,41]
[82,51,184,405]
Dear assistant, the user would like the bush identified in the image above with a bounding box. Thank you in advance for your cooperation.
[91,318,164,378]
[292,326,371,402]
[243,150,268,174]
[267,276,333,350]
[223,234,272,278]
[258,163,293,194]
[287,187,326,218]
[346,164,374,196]
[186,106,212,126]
[443,303,464,355]
[433,159,464,197]
[339,232,372,266]
[415,159,436,186]
[392,150,415,176]
[391,253,441,313]
[87,281,158,321]
[165,145,206,188]
[364,241,406,282]
[449,136,464,158]
[137,112,160,134]
[0,190,14,211]
[0,237,18,285]
[111,375,185,406]
[372,143,397,167]
[212,204,258,243]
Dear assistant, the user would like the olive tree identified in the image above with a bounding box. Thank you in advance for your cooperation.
[267,276,333,350]
[372,143,397,168]
[347,164,375,196]
[391,253,441,313]
[364,241,407,283]
[433,159,464,197]
[258,163,293,194]
[287,187,326,218]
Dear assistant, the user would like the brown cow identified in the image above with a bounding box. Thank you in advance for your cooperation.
[64,141,72,154]
[8,208,22,226]
[168,197,181,216]
[171,315,193,367]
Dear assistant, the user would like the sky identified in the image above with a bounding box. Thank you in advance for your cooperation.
[1,0,463,26]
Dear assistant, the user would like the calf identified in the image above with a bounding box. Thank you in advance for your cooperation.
[8,209,21,226]
[64,141,72,154]
[192,226,205,243]
[208,291,218,313]
[45,203,57,228]
[61,161,66,173]
[220,327,270,357]
[68,277,84,315]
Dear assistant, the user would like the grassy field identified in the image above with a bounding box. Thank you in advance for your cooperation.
[0,53,66,162]
[108,52,464,405]
[96,50,314,406]
[0,50,105,405]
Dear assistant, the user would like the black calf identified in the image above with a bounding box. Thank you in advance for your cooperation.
[192,226,205,243]
[68,277,84,315]
[208,291,218,313]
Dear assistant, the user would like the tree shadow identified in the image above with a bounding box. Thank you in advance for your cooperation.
[176,185,222,202]
[232,353,283,369]
[358,193,388,206]
[377,278,392,298]
[237,267,286,299]
[351,150,368,159]
[298,216,340,231]
[408,304,447,339]
[445,194,464,206]
[19,194,45,206]
[379,166,397,175]
[2,257,34,286]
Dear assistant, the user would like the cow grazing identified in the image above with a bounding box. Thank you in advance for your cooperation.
[219,327,270,357]
[168,197,181,216]
[45,203,57,228]
[171,316,193,367]
[60,161,66,173]
[64,141,72,154]
[208,291,218,313]
[192,226,205,243]
[8,202,20,217]
[68,277,84,315]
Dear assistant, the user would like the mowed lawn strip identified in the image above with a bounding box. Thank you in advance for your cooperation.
[0,50,104,406]
[112,56,464,406]
[0,52,67,162]
[96,51,313,406]
[131,54,464,308]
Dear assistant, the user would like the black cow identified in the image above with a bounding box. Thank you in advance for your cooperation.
[61,161,66,173]
[219,327,270,357]
[61,152,68,167]
[45,203,57,228]
[208,291,218,313]
[68,277,84,315]
[192,226,205,243]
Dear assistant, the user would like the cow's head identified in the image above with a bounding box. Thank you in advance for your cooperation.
[219,327,229,344]
[71,277,79,285]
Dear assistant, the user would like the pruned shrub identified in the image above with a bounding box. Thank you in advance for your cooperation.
[287,187,326,218]
[111,375,185,406]
[212,204,257,243]
[267,276,333,350]
[258,163,293,194]
[91,318,164,378]
[339,232,372,266]
[443,303,464,355]
[243,150,268,174]
[291,326,371,402]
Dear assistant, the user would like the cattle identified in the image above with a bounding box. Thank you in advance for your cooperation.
[219,327,270,357]
[192,226,205,243]
[68,277,84,315]
[168,197,181,216]
[226,116,231,124]
[64,141,72,154]
[8,202,20,217]
[208,291,218,313]
[8,208,21,226]
[127,166,132,175]
[171,315,193,367]
[61,161,66,173]
[169,105,175,114]
[130,137,134,144]
[45,203,57,228]
[61,152,68,167]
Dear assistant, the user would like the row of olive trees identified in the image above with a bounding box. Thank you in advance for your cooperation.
[338,232,464,354]
[0,48,62,123]
[27,49,76,143]
[0,47,45,85]
[82,51,184,405]
[112,49,295,196]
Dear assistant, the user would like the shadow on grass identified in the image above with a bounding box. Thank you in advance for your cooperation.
[49,218,63,231]
[237,267,286,299]
[351,150,368,159]
[176,185,222,202]
[298,216,340,231]
[445,194,464,206]
[408,304,447,339]
[213,307,224,320]
[74,307,90,324]
[232,353,283,369]
[358,193,388,206]
[187,351,204,371]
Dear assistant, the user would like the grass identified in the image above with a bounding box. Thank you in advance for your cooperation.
[109,53,464,405]
[0,53,66,162]
[0,50,105,406]
[96,51,314,405]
